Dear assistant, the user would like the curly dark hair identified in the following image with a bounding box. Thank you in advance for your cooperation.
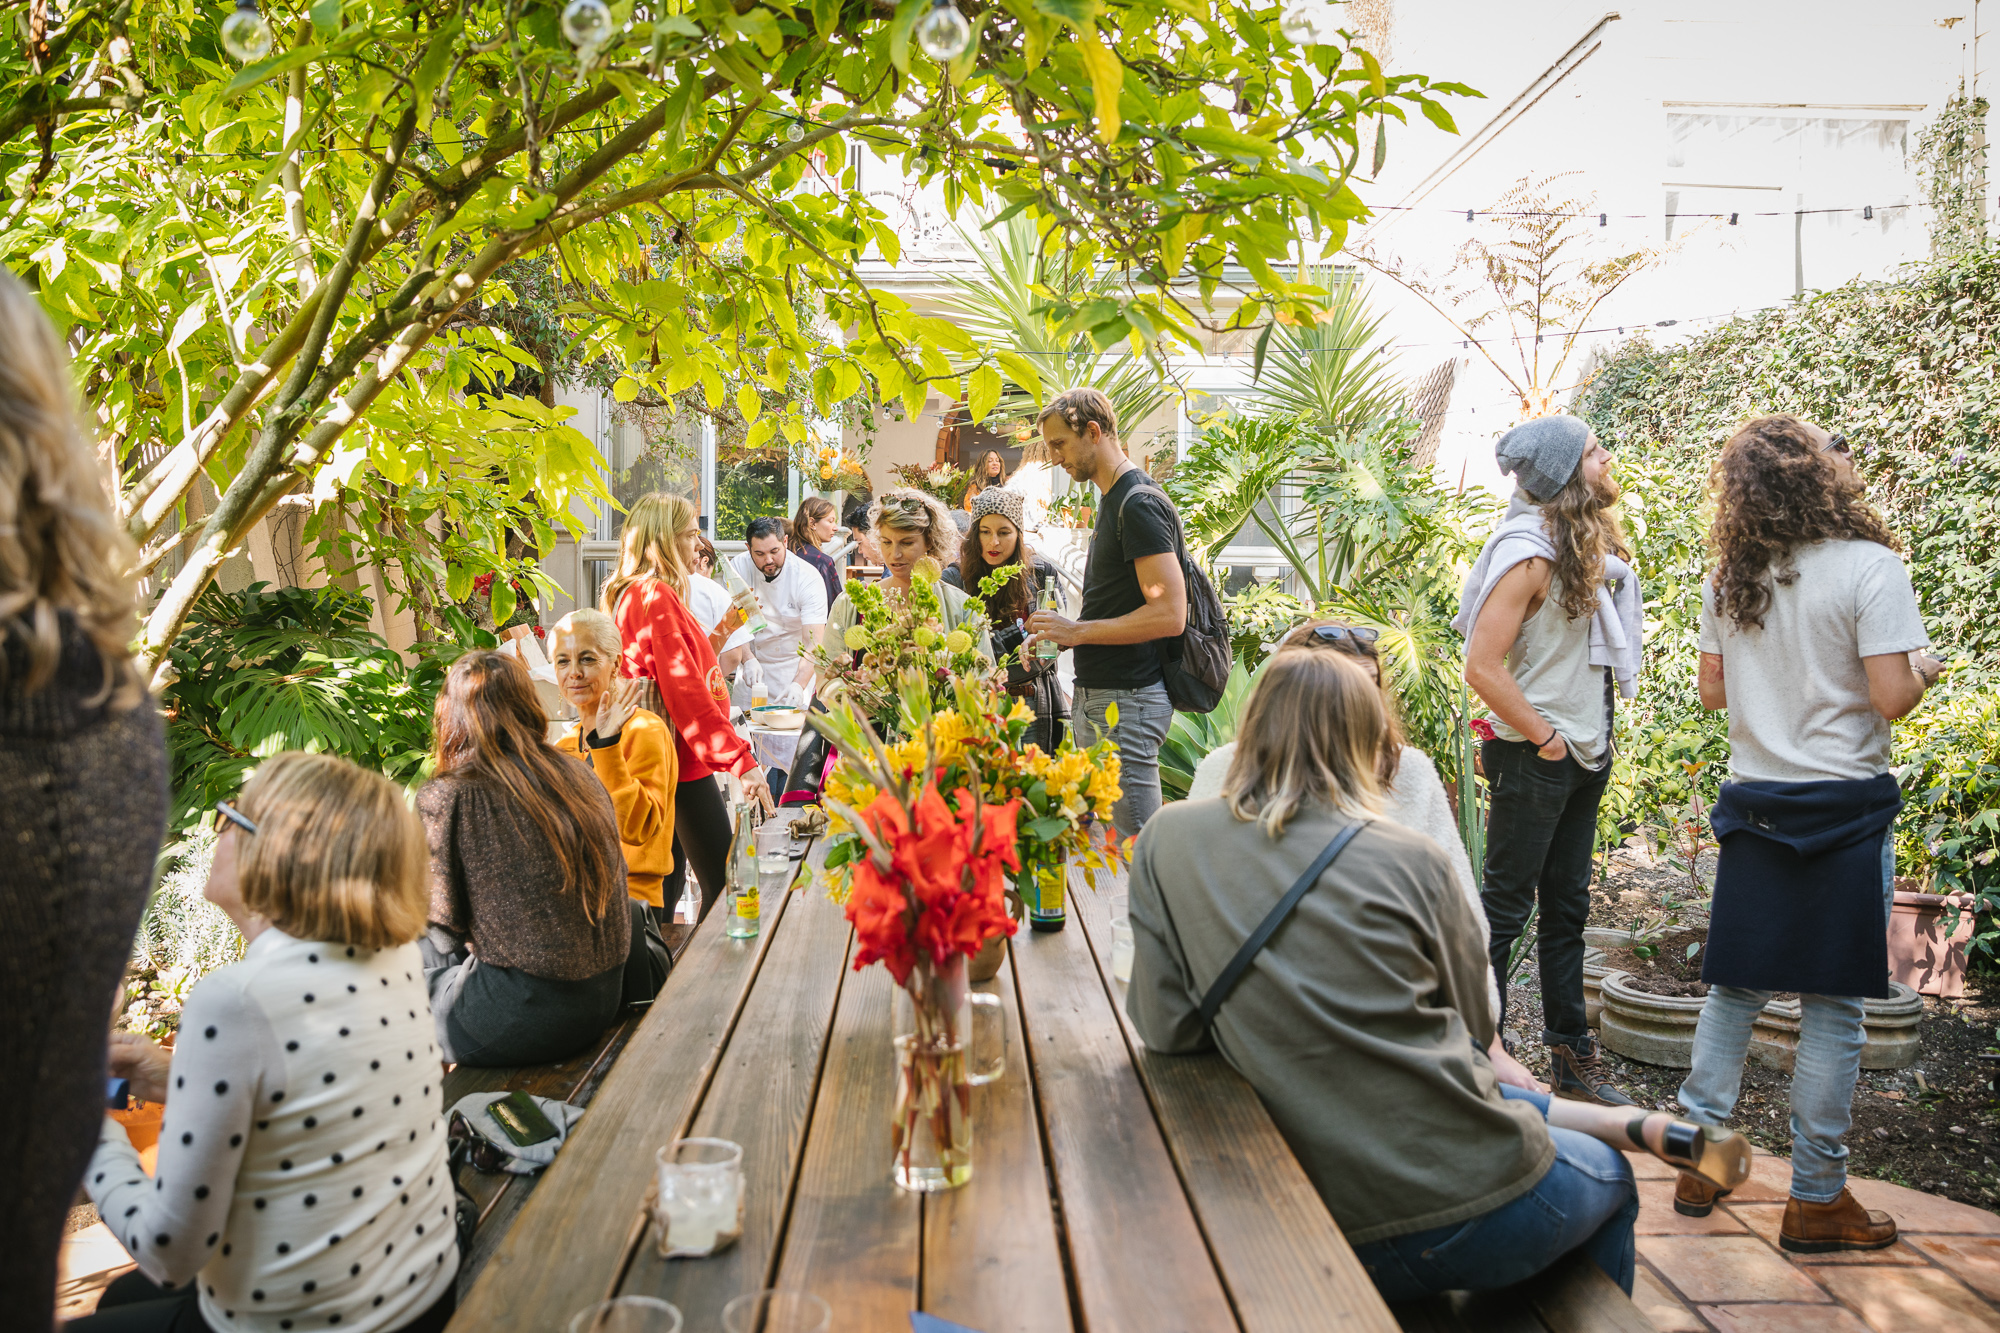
[1710,414,1902,631]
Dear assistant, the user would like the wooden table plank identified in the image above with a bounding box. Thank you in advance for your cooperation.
[771,959,922,1332]
[920,944,1075,1333]
[1068,877,1401,1333]
[1008,884,1241,1333]
[620,884,855,1325]
[448,888,800,1330]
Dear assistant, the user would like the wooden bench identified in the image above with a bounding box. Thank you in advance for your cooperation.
[1392,1250,1658,1333]
[438,922,694,1293]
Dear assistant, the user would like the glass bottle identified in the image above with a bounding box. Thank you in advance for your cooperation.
[1027,857,1066,932]
[1032,575,1062,661]
[721,555,771,637]
[724,802,761,938]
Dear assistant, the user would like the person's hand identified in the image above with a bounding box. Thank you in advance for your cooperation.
[593,677,647,741]
[1488,1036,1545,1093]
[1535,730,1569,763]
[730,584,763,614]
[109,1031,173,1105]
[740,767,777,817]
[1024,609,1085,653]
[1911,650,1945,689]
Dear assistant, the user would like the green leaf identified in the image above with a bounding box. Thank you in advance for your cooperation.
[413,20,462,101]
[167,296,209,354]
[490,578,516,626]
[224,42,325,96]
[309,0,341,34]
[444,564,473,603]
[1418,97,1458,135]
[968,364,1001,422]
[612,375,641,403]
[1250,320,1276,384]
[1077,24,1122,145]
[994,351,1043,400]
[1179,125,1279,161]
[889,0,927,74]
[1025,815,1071,841]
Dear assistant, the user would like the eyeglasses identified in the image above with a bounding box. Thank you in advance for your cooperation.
[1825,434,1853,456]
[448,1112,510,1173]
[216,801,258,836]
[1306,624,1380,647]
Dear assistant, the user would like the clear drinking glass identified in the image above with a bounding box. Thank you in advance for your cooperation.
[566,1297,684,1333]
[653,1138,744,1258]
[755,821,793,877]
[720,1290,832,1333]
[1110,891,1135,984]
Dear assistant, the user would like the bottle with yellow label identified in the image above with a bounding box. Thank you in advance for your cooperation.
[724,802,761,938]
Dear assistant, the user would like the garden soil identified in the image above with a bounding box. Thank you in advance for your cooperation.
[1500,847,2000,1212]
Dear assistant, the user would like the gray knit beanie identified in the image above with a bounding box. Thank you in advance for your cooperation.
[1495,414,1591,501]
[969,486,1026,531]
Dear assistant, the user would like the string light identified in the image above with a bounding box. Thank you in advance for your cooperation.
[219,0,273,61]
[560,0,613,50]
[915,0,972,61]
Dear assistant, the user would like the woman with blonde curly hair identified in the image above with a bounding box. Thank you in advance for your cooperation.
[0,266,169,1329]
[822,487,990,657]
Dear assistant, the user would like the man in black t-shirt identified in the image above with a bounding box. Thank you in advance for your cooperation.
[1025,388,1187,835]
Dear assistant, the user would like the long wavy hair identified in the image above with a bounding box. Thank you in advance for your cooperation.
[959,512,1036,621]
[789,495,836,554]
[1537,463,1629,622]
[1282,619,1405,787]
[1222,647,1384,838]
[602,491,696,616]
[430,651,622,923]
[1710,414,1901,632]
[0,268,140,704]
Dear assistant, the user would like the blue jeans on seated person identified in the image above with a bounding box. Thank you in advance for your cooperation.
[1351,1086,1638,1301]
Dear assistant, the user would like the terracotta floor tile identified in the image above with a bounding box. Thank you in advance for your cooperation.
[1727,1202,1927,1263]
[1733,1150,1798,1203]
[1638,1235,1833,1305]
[1637,1178,1751,1234]
[1846,1177,2000,1235]
[1699,1303,1875,1333]
[1625,1147,1679,1181]
[1908,1235,2000,1302]
[1729,1203,1787,1248]
[1813,1265,2000,1332]
[1633,1264,1708,1332]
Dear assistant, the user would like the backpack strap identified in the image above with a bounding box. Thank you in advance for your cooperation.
[1195,820,1371,1033]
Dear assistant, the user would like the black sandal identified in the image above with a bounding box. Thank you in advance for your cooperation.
[1625,1113,1752,1191]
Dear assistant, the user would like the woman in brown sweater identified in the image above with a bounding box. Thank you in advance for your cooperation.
[418,651,635,1066]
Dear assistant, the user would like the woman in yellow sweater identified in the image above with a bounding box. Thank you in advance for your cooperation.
[551,609,679,920]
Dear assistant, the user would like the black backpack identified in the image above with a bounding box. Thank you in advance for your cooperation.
[1117,482,1230,714]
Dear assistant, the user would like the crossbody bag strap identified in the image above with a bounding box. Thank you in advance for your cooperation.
[1195,820,1370,1034]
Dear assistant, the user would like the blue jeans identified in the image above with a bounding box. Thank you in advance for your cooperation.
[1073,682,1175,836]
[1351,1087,1638,1301]
[1677,836,1896,1202]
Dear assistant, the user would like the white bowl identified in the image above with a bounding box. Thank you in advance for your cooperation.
[751,706,805,731]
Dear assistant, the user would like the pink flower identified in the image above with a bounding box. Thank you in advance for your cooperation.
[1470,717,1497,742]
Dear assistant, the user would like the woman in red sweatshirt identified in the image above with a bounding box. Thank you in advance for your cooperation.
[604,493,774,920]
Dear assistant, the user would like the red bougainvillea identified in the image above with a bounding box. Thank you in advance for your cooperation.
[845,780,1021,985]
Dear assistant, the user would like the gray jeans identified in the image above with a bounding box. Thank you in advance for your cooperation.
[1677,836,1896,1202]
[1072,682,1175,836]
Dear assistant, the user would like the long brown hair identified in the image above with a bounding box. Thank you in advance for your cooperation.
[602,492,697,615]
[960,513,1036,620]
[1283,619,1404,787]
[1710,414,1901,632]
[430,651,621,922]
[1222,648,1384,837]
[0,268,140,704]
[968,449,1007,488]
[790,495,836,553]
[1539,465,1629,622]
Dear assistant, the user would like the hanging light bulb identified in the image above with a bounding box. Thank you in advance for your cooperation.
[561,0,614,50]
[219,0,274,61]
[786,120,807,143]
[1278,0,1327,44]
[915,0,972,61]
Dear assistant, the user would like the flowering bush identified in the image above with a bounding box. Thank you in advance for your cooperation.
[890,461,970,506]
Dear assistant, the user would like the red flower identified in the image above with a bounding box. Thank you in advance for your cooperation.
[472,572,495,596]
[1470,717,1497,742]
[845,777,1021,985]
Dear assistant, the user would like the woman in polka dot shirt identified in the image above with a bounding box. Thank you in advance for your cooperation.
[75,754,459,1333]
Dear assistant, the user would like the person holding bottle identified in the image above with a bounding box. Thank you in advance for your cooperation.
[944,487,1067,750]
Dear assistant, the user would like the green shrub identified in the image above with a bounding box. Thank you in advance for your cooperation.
[124,829,240,1037]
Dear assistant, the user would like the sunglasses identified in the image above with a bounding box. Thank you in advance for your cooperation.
[1825,434,1853,456]
[1306,624,1381,647]
[216,800,258,836]
[448,1112,511,1173]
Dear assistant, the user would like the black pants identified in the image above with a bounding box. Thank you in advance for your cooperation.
[67,1270,455,1332]
[663,774,731,922]
[1480,738,1610,1049]
[419,932,624,1067]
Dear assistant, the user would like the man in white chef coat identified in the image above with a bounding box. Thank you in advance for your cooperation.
[724,516,827,704]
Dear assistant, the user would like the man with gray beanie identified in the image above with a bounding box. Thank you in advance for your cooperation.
[1452,413,1644,1107]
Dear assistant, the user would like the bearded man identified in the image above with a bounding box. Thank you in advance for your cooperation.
[1455,414,1644,1106]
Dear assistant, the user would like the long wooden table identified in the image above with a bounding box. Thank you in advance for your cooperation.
[448,862,1399,1333]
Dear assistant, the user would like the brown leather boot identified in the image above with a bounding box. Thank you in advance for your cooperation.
[1549,1039,1637,1106]
[1674,1173,1730,1218]
[1780,1188,1898,1253]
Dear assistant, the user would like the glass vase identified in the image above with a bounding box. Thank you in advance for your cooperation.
[890,952,1005,1192]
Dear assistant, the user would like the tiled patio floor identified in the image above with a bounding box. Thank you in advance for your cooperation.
[1629,1146,2000,1332]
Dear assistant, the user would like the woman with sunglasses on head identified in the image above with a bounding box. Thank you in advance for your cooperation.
[1189,619,1538,1090]
[76,754,460,1333]
[418,652,642,1067]
[824,487,993,659]
[943,487,1066,749]
[0,268,169,1330]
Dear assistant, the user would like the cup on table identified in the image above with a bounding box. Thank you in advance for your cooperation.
[755,820,793,878]
[1110,891,1135,985]
[654,1137,744,1259]
[720,1290,831,1333]
[566,1297,683,1333]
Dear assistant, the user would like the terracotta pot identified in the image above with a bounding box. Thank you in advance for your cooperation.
[111,1100,165,1173]
[968,934,1006,983]
[1599,973,1926,1071]
[1888,891,1975,999]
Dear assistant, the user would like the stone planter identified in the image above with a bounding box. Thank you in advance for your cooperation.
[1889,891,1976,1000]
[1599,972,1925,1071]
[1581,928,1641,1029]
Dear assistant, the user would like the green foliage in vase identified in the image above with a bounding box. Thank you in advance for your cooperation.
[162,582,453,835]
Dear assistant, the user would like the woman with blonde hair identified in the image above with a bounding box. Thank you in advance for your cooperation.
[604,493,772,920]
[0,266,170,1329]
[419,652,638,1065]
[822,487,991,656]
[1128,648,1745,1304]
[78,753,459,1333]
[551,608,678,921]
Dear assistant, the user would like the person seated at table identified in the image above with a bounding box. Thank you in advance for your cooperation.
[824,488,993,662]
[418,651,640,1067]
[1125,648,1750,1302]
[551,609,678,925]
[944,486,1066,750]
[790,495,844,604]
[74,752,460,1333]
[1186,618,1533,1087]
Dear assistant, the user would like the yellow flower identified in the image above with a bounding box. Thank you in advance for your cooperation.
[943,629,973,655]
[1006,698,1035,724]
[914,627,940,649]
[843,624,871,651]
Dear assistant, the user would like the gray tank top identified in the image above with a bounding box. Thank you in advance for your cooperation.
[1494,587,1611,769]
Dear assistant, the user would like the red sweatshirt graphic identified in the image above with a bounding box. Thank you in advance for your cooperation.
[615,577,752,782]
